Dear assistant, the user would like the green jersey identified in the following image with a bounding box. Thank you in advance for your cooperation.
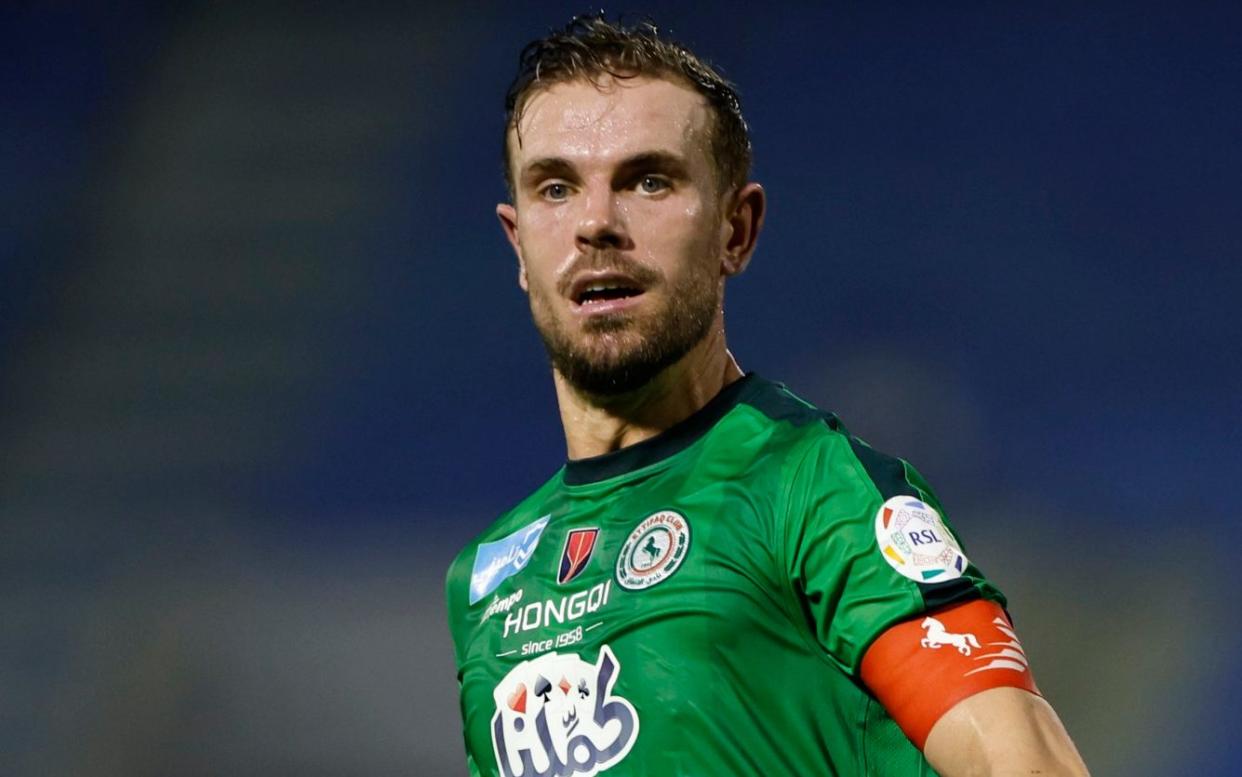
[445,374,1004,776]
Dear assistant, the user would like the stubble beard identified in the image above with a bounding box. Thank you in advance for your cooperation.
[529,266,720,397]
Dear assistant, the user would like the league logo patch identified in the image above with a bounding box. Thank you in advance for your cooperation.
[491,645,639,777]
[471,515,551,605]
[615,511,690,591]
[558,528,599,585]
[874,496,968,584]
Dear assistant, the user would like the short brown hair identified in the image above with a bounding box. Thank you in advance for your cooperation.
[502,13,752,199]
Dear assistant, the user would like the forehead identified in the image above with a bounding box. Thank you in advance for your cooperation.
[511,75,713,170]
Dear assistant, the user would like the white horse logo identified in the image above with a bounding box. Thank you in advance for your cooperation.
[920,616,981,656]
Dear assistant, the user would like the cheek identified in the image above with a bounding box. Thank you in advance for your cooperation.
[520,190,585,235]
[634,200,718,269]
[518,207,577,285]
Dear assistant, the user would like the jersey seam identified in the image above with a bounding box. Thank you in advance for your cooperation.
[774,431,848,675]
[838,436,927,675]
[899,458,933,503]
[774,423,927,678]
[899,459,994,610]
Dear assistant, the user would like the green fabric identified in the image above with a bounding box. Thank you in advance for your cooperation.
[445,375,1003,776]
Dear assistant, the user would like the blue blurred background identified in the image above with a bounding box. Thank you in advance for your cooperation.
[3,2,1239,775]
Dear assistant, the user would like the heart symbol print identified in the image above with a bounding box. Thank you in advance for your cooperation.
[507,683,527,714]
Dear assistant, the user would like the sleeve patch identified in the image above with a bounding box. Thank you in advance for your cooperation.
[860,599,1041,750]
[874,496,968,584]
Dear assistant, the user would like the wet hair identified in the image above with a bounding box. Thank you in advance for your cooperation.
[502,13,751,199]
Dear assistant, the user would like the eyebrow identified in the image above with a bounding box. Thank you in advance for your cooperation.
[519,151,692,189]
[520,157,577,187]
[613,151,691,182]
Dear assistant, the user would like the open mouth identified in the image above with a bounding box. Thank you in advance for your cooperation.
[575,283,643,306]
[569,273,647,310]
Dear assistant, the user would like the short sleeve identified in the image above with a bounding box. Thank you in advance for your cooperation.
[781,433,1005,676]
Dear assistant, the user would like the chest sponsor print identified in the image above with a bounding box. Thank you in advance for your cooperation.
[491,644,638,777]
[471,515,551,604]
[503,580,613,639]
[482,589,526,624]
[615,511,690,591]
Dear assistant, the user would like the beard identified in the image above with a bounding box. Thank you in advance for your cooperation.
[528,260,720,397]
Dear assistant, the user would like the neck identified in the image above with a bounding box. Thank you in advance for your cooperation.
[553,319,743,461]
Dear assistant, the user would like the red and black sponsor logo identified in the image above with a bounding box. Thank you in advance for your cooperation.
[557,528,599,585]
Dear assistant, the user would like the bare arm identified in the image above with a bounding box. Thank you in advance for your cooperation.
[861,599,1089,776]
[923,687,1089,777]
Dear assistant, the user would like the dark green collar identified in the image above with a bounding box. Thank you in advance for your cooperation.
[562,372,760,486]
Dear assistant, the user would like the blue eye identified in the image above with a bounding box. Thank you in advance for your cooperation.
[639,176,669,193]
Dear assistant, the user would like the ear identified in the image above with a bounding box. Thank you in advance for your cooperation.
[496,202,528,291]
[720,183,766,277]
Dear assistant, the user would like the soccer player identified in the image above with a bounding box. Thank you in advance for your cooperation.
[445,15,1088,777]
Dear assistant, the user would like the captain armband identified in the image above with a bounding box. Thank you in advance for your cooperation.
[859,598,1041,750]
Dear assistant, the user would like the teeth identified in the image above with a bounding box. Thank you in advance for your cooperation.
[575,280,641,305]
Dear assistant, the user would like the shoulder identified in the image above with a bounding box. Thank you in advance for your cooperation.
[737,376,918,503]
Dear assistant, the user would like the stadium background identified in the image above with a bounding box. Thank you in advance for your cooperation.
[3,2,1239,775]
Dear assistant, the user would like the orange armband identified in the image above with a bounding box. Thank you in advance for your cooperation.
[859,598,1041,750]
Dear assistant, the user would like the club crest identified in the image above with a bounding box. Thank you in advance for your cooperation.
[615,511,690,591]
[558,528,600,585]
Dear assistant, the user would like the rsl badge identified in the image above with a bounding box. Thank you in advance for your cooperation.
[558,528,600,585]
[874,496,968,583]
[615,511,690,591]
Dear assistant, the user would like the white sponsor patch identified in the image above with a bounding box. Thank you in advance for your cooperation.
[874,496,967,584]
[491,645,638,777]
[615,511,690,591]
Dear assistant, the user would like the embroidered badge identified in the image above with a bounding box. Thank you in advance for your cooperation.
[615,511,690,591]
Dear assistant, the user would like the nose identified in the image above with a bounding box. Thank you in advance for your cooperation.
[575,186,631,251]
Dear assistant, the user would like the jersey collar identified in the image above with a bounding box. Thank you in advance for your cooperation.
[562,372,759,486]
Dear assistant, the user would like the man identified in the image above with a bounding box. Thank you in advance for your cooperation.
[445,15,1088,777]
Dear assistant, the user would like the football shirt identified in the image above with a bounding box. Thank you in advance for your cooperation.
[445,374,1004,776]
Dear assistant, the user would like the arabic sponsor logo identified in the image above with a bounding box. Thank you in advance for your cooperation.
[964,616,1031,676]
[503,580,613,639]
[874,497,967,584]
[491,645,638,777]
[558,528,600,585]
[482,589,525,624]
[615,511,690,591]
[471,515,551,605]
